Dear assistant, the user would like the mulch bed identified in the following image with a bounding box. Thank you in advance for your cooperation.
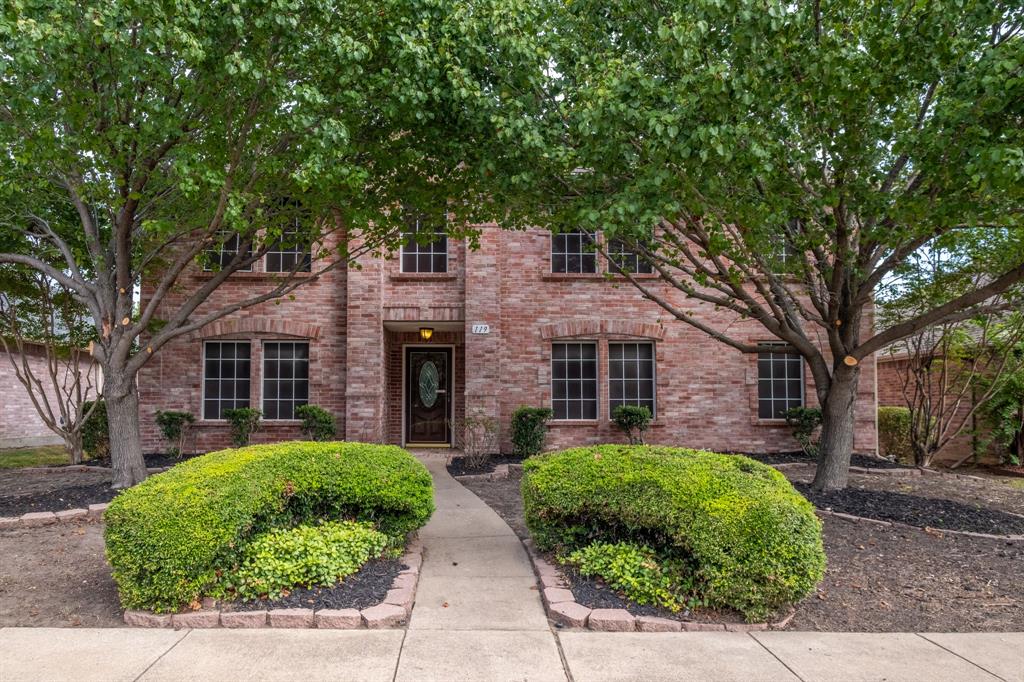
[0,469,120,517]
[742,451,906,469]
[226,558,405,613]
[459,468,1024,631]
[446,454,526,477]
[794,484,1024,535]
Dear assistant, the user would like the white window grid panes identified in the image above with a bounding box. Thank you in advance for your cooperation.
[262,341,310,420]
[607,239,654,274]
[202,341,251,419]
[757,343,804,419]
[608,342,656,417]
[551,231,597,273]
[400,209,448,273]
[203,232,253,272]
[551,342,599,420]
[266,223,312,273]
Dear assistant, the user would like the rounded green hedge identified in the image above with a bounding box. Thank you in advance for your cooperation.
[105,441,434,612]
[521,446,825,620]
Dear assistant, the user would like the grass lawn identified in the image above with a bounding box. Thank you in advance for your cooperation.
[0,445,70,469]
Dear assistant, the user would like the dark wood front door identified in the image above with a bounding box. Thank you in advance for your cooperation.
[406,347,451,445]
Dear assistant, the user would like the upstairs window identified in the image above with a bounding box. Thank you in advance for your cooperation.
[262,341,309,420]
[551,231,596,274]
[551,342,598,420]
[204,232,253,272]
[609,342,656,417]
[203,341,251,419]
[266,224,312,273]
[401,209,448,273]
[607,239,654,275]
[757,342,804,419]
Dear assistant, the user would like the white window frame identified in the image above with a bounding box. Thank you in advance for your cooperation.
[756,342,805,420]
[608,341,656,418]
[203,232,253,272]
[551,341,599,420]
[201,340,252,420]
[265,223,312,274]
[399,210,448,273]
[260,340,310,421]
[551,231,597,274]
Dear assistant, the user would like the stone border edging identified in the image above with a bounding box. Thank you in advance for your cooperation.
[123,537,424,630]
[0,503,109,529]
[814,508,1024,542]
[520,538,794,633]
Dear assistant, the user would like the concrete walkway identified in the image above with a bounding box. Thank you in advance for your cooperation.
[1,454,1022,681]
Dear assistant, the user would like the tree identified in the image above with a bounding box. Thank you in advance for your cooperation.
[516,0,1024,489]
[879,245,1024,468]
[0,0,548,487]
[0,267,101,463]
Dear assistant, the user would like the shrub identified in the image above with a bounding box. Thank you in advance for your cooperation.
[511,406,553,457]
[566,541,694,612]
[225,520,388,601]
[783,407,822,458]
[454,413,499,469]
[522,446,825,620]
[878,406,913,462]
[81,399,109,460]
[223,407,261,446]
[612,405,652,444]
[104,441,434,612]
[155,410,196,457]
[295,405,336,441]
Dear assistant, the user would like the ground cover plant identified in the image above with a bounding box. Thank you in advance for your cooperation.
[104,441,433,612]
[522,445,826,620]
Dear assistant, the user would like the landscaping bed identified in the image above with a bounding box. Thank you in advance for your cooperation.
[460,468,1024,631]
[445,454,525,477]
[225,558,405,612]
[781,466,1024,534]
[742,451,906,469]
[0,521,417,628]
[0,469,118,516]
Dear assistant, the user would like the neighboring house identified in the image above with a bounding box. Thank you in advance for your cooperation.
[138,221,879,454]
[0,341,99,449]
[877,333,1001,466]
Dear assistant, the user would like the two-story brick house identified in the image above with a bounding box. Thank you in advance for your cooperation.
[138,220,879,455]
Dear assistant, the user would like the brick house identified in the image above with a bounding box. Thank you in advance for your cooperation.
[138,222,879,455]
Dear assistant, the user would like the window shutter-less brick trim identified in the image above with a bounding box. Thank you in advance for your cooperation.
[539,320,665,341]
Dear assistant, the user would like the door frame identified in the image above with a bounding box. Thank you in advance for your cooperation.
[401,344,454,447]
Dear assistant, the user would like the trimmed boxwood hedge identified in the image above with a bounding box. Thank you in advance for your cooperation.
[104,441,434,612]
[522,446,825,620]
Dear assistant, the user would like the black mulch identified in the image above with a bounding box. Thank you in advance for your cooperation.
[795,484,1024,535]
[446,454,526,477]
[742,451,906,470]
[0,483,119,516]
[227,558,406,612]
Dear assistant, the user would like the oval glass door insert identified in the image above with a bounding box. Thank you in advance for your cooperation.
[419,361,439,408]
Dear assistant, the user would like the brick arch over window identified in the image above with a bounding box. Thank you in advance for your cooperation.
[192,318,321,340]
[539,319,665,340]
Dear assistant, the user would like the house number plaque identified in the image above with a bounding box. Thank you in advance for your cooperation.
[471,324,491,334]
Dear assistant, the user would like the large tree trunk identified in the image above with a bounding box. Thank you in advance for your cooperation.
[812,365,861,491]
[103,369,148,489]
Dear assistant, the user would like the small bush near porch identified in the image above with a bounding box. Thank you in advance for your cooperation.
[522,446,825,621]
[104,441,433,612]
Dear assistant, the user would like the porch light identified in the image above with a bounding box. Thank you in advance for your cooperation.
[419,327,434,342]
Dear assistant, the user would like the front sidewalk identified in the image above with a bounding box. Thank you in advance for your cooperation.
[1,453,1020,681]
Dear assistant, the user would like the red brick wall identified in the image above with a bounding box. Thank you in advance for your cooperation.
[877,355,996,465]
[1,346,99,449]
[139,224,879,455]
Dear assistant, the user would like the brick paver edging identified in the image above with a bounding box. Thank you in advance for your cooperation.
[15,465,169,474]
[520,538,795,633]
[123,538,424,630]
[815,508,1024,542]
[0,502,110,529]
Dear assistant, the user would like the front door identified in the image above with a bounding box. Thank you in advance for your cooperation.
[406,347,452,445]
